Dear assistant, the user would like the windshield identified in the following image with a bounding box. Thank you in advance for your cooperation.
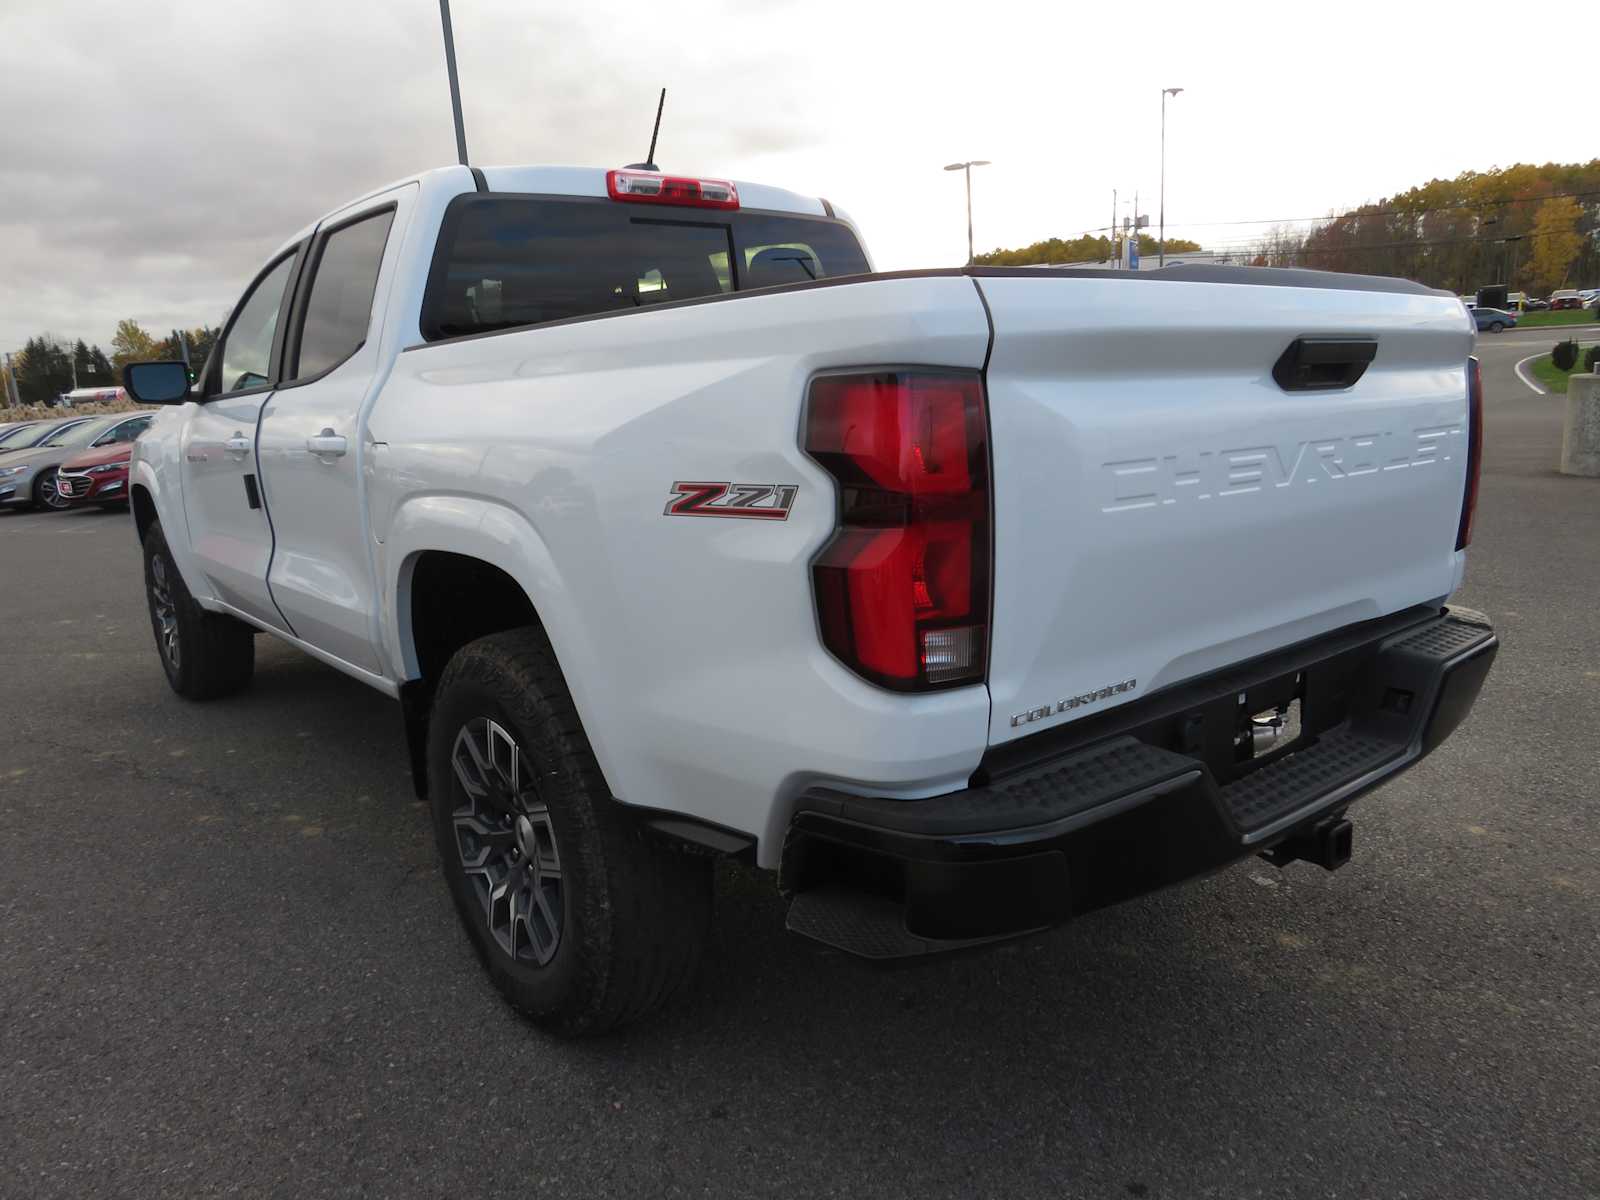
[0,423,41,448]
[43,419,109,448]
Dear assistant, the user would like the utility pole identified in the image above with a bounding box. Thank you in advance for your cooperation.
[1159,87,1183,268]
[1111,189,1117,267]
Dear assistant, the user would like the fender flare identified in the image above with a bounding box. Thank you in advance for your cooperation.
[129,456,217,605]
[382,493,622,796]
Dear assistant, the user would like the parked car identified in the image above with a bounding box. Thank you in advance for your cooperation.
[0,412,153,510]
[55,416,155,507]
[0,417,88,455]
[1525,297,1550,311]
[1470,307,1517,332]
[122,163,1496,1034]
[1549,290,1583,310]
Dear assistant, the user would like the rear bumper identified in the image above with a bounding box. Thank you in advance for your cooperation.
[781,606,1497,959]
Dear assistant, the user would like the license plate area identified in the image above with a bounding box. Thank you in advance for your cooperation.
[1178,666,1335,787]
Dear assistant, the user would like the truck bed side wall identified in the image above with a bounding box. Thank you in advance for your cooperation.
[370,276,993,866]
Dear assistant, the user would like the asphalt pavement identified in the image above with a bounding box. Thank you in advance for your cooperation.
[2,343,1597,1198]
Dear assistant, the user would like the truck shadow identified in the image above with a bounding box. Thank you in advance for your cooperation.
[201,641,1470,1193]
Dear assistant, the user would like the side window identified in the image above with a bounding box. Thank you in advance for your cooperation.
[103,415,152,444]
[215,253,297,395]
[291,209,395,380]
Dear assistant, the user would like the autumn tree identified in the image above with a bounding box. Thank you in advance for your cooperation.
[1529,196,1584,295]
[110,319,159,370]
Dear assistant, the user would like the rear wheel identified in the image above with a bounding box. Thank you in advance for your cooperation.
[427,628,711,1036]
[143,522,255,699]
[33,468,69,511]
[1490,321,1505,333]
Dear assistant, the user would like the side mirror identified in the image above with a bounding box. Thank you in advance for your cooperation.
[123,361,193,405]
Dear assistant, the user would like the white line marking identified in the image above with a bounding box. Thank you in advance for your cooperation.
[1514,353,1546,395]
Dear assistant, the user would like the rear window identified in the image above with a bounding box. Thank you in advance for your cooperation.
[421,196,870,341]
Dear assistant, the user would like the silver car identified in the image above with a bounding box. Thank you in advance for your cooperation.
[0,413,153,511]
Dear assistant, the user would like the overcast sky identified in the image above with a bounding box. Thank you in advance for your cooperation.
[0,0,1585,353]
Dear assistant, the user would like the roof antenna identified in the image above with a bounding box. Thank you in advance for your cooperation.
[439,0,470,166]
[626,88,666,172]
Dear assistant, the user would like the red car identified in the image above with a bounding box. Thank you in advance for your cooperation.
[55,438,140,507]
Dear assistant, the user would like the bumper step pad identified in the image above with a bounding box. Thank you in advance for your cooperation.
[1220,727,1400,836]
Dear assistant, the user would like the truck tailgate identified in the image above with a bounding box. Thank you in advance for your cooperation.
[976,271,1474,746]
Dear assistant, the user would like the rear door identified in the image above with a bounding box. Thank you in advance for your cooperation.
[179,247,302,631]
[254,184,414,674]
[975,272,1474,746]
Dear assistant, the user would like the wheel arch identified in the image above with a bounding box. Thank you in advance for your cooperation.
[130,483,159,543]
[384,495,609,801]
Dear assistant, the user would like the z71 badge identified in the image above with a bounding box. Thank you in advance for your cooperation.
[665,481,798,521]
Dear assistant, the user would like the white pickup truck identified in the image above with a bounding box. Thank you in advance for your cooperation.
[124,163,1497,1034]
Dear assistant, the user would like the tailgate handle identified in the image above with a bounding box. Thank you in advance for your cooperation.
[1272,337,1378,392]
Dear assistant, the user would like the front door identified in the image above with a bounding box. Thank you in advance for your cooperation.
[256,186,414,674]
[179,247,300,632]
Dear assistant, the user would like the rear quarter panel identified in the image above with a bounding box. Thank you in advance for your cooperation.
[370,275,992,865]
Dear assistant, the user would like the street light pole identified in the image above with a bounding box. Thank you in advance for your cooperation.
[1159,87,1183,268]
[944,160,991,265]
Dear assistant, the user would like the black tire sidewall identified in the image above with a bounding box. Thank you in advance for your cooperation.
[426,663,594,1019]
[143,526,191,693]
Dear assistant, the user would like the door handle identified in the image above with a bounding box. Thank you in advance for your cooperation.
[306,429,348,458]
[225,433,252,459]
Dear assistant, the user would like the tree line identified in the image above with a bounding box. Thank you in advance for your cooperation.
[974,161,1599,295]
[1232,162,1598,294]
[3,321,219,408]
[974,233,1202,267]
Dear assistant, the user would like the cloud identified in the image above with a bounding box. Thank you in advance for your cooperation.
[0,0,825,350]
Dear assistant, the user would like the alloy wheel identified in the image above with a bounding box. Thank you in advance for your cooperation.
[39,470,69,510]
[450,717,563,965]
[149,554,180,671]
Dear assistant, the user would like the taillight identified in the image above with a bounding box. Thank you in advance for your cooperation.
[606,169,739,210]
[804,371,991,691]
[1457,355,1483,550]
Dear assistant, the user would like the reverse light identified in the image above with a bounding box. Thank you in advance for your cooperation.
[1457,356,1483,550]
[606,169,739,210]
[805,371,991,691]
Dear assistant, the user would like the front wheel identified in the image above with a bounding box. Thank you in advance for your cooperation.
[143,522,255,699]
[428,628,711,1036]
[33,468,70,511]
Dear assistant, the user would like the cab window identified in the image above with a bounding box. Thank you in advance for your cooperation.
[291,209,395,380]
[214,252,297,395]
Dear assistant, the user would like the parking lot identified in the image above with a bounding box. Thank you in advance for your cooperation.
[2,335,1596,1198]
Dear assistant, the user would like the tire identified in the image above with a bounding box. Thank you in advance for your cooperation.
[142,522,255,700]
[33,468,70,511]
[1490,322,1505,333]
[427,627,711,1036]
